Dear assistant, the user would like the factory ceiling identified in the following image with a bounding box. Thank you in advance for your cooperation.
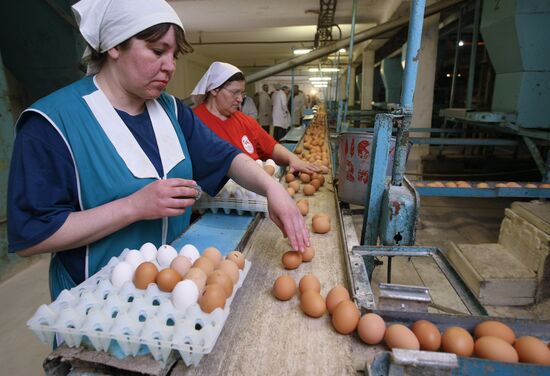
[169,0,409,74]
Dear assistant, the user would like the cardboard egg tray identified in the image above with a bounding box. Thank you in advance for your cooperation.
[27,250,251,367]
[194,195,268,215]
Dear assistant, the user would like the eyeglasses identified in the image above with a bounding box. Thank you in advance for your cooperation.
[221,87,245,99]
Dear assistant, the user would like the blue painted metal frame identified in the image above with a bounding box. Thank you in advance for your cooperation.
[414,183,550,198]
[360,114,393,245]
[369,350,550,376]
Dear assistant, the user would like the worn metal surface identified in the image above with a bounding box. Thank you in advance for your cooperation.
[379,177,420,246]
[414,184,550,198]
[352,246,487,316]
[369,349,550,376]
[378,283,431,313]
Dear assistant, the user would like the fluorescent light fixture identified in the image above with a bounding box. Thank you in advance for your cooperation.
[308,67,339,73]
[313,82,329,87]
[458,40,464,47]
[294,48,312,55]
[339,48,346,53]
[309,77,331,81]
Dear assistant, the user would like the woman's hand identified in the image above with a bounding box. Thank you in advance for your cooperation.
[288,156,321,175]
[126,178,199,220]
[266,183,310,252]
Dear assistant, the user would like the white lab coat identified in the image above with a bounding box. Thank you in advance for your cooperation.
[257,90,272,127]
[241,96,258,119]
[272,90,290,129]
[292,92,306,126]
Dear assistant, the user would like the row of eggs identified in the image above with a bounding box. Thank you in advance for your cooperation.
[110,243,245,313]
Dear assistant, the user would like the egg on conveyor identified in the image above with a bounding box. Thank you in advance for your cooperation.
[124,249,144,270]
[179,244,200,263]
[265,159,276,167]
[172,280,199,311]
[139,242,157,261]
[157,244,178,268]
[255,159,264,167]
[111,261,134,288]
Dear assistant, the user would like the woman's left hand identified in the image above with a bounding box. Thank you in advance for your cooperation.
[266,184,310,252]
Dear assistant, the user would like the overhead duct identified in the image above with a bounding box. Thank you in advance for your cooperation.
[247,0,467,84]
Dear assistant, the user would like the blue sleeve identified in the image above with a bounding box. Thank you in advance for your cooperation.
[176,100,241,196]
[7,112,80,252]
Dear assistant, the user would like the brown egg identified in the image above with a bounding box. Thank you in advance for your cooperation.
[203,247,223,268]
[301,246,315,262]
[357,313,386,345]
[385,324,420,350]
[288,180,301,192]
[475,336,518,363]
[206,270,233,298]
[297,202,308,216]
[411,320,441,351]
[312,213,331,223]
[474,320,515,344]
[441,327,474,356]
[317,175,325,186]
[310,179,321,190]
[273,275,296,301]
[299,274,321,294]
[133,262,158,289]
[477,182,490,188]
[199,283,226,313]
[312,217,330,234]
[326,286,350,314]
[218,259,240,284]
[300,290,326,318]
[332,300,360,334]
[170,256,192,278]
[193,256,215,276]
[156,268,182,292]
[286,187,296,196]
[514,336,550,365]
[294,146,303,154]
[263,165,275,176]
[285,173,295,183]
[303,184,315,196]
[296,198,309,207]
[185,267,207,292]
[300,173,311,183]
[282,251,302,270]
[226,251,245,270]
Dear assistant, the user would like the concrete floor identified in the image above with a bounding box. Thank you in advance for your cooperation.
[0,196,536,375]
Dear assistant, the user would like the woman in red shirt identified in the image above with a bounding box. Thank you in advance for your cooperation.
[192,62,319,174]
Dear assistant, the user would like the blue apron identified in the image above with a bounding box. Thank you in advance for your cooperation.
[23,76,193,300]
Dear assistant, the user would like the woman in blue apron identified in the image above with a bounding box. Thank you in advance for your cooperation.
[7,0,309,301]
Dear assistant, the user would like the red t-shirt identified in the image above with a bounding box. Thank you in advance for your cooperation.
[194,103,277,160]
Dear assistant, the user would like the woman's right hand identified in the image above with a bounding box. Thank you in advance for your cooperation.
[126,178,199,220]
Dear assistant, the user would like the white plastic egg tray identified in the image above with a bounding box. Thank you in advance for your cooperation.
[27,249,251,367]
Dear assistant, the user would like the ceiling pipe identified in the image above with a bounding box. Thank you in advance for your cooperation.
[246,0,466,84]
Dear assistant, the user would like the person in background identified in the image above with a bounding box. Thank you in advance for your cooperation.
[272,84,291,141]
[191,62,319,173]
[292,86,306,127]
[257,83,272,134]
[240,93,258,119]
[7,0,309,300]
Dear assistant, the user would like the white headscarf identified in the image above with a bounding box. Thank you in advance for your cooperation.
[191,62,242,106]
[72,0,184,75]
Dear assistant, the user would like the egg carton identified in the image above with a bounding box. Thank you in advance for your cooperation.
[193,179,269,215]
[27,250,251,367]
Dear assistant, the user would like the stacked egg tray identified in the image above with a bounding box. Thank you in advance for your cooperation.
[27,250,251,367]
[194,194,268,216]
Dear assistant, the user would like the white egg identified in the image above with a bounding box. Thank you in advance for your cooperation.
[140,242,157,261]
[124,249,144,270]
[157,244,178,268]
[246,190,257,200]
[233,187,244,200]
[220,188,231,200]
[255,159,263,166]
[111,261,134,288]
[265,159,276,167]
[172,280,199,311]
[179,244,200,263]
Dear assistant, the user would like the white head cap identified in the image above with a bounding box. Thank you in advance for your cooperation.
[191,62,242,96]
[72,0,184,75]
